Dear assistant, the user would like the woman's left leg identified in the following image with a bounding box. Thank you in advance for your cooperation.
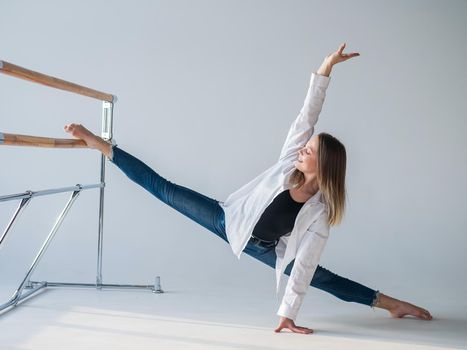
[242,242,432,320]
[108,145,228,242]
[63,123,227,242]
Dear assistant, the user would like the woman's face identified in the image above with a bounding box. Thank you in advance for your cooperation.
[294,135,319,174]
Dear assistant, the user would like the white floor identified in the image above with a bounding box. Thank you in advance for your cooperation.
[0,283,465,350]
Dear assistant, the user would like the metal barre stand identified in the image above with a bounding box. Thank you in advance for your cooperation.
[0,60,163,317]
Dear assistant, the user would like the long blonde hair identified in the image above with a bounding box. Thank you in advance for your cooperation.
[289,132,347,226]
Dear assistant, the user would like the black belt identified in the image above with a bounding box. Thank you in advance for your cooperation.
[249,234,279,248]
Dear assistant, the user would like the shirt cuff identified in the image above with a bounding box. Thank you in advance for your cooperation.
[310,72,331,89]
[277,304,299,321]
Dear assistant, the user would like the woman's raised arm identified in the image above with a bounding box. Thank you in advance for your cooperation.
[277,43,359,163]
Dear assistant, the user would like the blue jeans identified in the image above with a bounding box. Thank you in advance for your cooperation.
[110,146,379,307]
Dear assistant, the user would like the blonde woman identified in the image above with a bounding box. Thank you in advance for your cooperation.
[65,43,432,334]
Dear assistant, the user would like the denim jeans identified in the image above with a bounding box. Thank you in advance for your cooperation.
[110,145,379,307]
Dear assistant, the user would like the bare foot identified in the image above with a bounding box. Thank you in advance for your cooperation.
[376,293,433,320]
[389,300,433,320]
[64,123,100,149]
[64,123,112,159]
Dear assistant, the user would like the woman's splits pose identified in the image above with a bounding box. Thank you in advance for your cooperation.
[65,43,432,334]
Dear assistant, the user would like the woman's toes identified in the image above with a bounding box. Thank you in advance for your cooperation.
[421,310,433,320]
[64,124,75,133]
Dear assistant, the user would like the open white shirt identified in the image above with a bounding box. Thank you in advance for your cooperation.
[219,72,331,321]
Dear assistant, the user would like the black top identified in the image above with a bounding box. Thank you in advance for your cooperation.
[251,189,305,242]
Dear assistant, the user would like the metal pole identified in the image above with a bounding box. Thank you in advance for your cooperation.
[0,183,103,203]
[0,282,47,315]
[96,101,114,288]
[9,188,81,306]
[28,281,157,291]
[0,196,31,248]
[96,153,105,288]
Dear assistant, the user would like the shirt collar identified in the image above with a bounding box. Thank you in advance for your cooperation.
[307,189,322,205]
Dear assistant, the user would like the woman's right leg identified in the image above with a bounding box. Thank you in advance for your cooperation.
[242,242,378,306]
[242,243,432,320]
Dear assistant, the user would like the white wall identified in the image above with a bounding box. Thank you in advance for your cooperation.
[1,0,466,307]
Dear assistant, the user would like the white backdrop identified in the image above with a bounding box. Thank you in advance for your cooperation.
[1,0,466,313]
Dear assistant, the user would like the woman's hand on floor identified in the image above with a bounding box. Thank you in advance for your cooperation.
[274,316,313,334]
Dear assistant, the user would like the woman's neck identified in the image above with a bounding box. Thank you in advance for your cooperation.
[289,184,319,203]
[299,175,320,197]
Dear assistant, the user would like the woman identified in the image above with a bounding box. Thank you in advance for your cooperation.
[64,43,432,335]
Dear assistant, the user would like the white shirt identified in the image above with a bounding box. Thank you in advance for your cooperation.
[219,72,331,321]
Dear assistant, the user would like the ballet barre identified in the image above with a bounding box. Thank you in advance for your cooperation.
[0,60,115,102]
[0,60,163,317]
[0,132,87,148]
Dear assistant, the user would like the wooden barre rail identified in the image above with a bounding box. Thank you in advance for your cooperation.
[0,132,87,148]
[0,60,116,102]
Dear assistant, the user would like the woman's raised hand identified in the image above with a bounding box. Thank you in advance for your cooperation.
[274,316,314,334]
[317,43,360,76]
[326,42,360,65]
